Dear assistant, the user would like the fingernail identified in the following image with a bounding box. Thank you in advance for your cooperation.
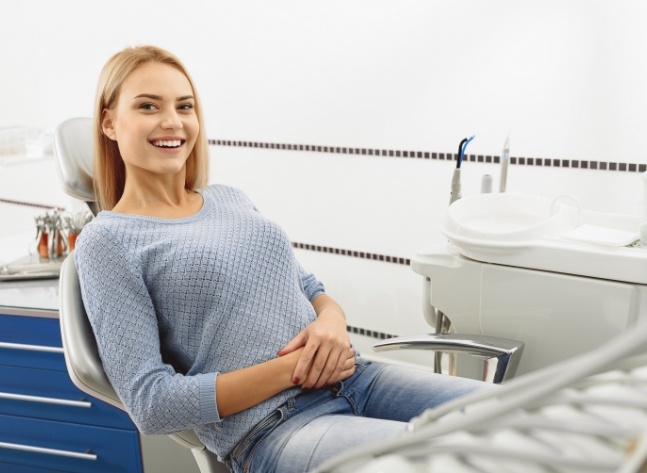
[293,377,301,385]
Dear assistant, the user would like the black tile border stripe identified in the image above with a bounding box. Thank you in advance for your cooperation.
[292,241,411,266]
[347,325,398,341]
[0,197,65,211]
[209,139,647,174]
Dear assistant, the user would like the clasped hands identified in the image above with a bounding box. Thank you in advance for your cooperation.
[277,308,356,390]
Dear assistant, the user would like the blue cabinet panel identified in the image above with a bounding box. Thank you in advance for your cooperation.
[0,313,145,472]
[0,346,66,373]
[0,364,134,429]
[0,414,143,473]
[0,315,66,372]
[0,315,61,347]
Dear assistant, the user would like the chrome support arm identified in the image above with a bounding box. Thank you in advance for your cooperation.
[374,333,524,383]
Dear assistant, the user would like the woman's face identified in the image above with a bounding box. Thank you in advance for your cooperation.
[102,62,199,181]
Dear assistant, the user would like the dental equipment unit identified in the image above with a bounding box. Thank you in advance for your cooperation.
[419,192,646,378]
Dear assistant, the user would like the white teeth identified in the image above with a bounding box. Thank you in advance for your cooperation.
[152,140,182,148]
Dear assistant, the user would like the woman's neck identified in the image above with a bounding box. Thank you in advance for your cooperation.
[112,181,203,219]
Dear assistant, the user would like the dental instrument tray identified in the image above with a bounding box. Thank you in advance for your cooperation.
[442,192,646,284]
[0,253,63,281]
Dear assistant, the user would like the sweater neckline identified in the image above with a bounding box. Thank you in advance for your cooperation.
[98,190,211,224]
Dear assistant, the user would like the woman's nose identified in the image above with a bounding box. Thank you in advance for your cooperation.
[161,110,183,129]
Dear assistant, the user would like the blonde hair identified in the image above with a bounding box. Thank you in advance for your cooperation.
[93,45,209,210]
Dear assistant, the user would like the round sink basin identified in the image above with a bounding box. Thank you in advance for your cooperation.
[443,193,580,248]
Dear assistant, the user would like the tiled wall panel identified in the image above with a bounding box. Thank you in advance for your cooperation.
[1,1,646,371]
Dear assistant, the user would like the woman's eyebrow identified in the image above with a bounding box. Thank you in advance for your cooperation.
[134,93,162,100]
[133,94,194,101]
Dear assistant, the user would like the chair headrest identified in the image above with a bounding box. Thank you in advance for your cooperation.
[53,117,95,205]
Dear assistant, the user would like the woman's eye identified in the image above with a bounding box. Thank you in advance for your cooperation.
[139,103,157,111]
[178,103,194,111]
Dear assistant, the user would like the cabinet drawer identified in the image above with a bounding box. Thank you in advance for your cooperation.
[0,414,143,473]
[0,315,66,372]
[0,315,61,347]
[0,364,134,429]
[0,343,66,373]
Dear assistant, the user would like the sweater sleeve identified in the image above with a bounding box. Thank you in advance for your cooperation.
[298,263,325,301]
[74,223,221,434]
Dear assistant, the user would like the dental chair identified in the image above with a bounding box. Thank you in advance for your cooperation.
[54,117,226,473]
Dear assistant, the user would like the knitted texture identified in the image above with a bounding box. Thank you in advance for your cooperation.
[75,184,325,460]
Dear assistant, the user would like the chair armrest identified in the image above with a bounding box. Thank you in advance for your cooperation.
[374,333,524,383]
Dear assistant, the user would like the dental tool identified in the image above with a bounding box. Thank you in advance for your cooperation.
[641,171,647,247]
[449,135,474,205]
[499,134,510,192]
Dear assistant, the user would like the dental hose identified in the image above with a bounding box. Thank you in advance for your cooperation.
[449,135,474,205]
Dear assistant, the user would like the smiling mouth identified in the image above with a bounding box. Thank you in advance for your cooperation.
[150,139,185,148]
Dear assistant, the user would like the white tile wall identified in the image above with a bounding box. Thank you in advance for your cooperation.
[1,0,646,371]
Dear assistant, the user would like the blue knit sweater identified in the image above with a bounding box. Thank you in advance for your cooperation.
[75,184,325,460]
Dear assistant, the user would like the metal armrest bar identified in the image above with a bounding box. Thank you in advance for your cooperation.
[374,333,524,383]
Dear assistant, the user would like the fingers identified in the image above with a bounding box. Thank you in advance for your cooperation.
[320,351,357,387]
[303,335,344,389]
[303,346,356,389]
[291,342,317,386]
[303,347,341,389]
[337,347,357,380]
[280,315,356,389]
[337,363,357,383]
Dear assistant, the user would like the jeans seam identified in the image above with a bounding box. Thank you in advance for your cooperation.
[241,407,286,472]
[229,411,277,460]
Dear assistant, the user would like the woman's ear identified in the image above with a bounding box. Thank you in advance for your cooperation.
[101,109,117,141]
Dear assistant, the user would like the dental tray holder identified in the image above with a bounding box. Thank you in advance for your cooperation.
[442,193,645,284]
[0,253,63,281]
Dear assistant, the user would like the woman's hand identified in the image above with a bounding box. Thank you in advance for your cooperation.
[278,295,356,389]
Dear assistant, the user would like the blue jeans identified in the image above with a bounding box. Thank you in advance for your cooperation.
[226,359,488,473]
